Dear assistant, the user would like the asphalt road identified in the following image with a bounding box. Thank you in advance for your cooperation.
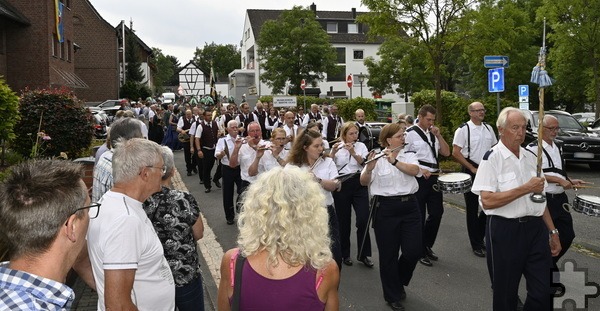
[173,152,600,311]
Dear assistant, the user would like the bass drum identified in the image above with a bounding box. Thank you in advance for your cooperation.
[359,124,384,151]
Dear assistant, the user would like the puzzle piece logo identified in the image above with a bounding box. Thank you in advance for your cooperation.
[553,259,600,310]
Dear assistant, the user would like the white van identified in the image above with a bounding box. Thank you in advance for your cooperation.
[162,92,176,104]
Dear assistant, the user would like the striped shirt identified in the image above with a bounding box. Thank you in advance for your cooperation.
[0,262,74,310]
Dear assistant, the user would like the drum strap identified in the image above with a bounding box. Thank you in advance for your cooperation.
[464,122,495,162]
[541,147,568,179]
[412,126,438,164]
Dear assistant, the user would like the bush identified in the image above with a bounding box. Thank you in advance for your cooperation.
[119,81,151,100]
[13,88,93,159]
[334,97,378,122]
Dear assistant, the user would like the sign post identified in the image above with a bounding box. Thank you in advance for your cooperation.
[347,74,353,99]
[484,55,510,68]
[488,67,505,116]
[518,84,529,110]
[301,79,306,112]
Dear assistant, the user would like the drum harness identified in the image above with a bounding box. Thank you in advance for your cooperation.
[525,143,573,212]
[407,126,439,170]
[462,122,495,169]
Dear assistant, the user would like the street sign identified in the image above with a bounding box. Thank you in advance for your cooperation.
[346,74,353,88]
[484,55,509,68]
[273,96,297,108]
[488,68,505,93]
[519,96,528,103]
[518,85,529,97]
[300,79,306,90]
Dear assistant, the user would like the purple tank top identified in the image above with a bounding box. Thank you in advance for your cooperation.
[239,260,325,311]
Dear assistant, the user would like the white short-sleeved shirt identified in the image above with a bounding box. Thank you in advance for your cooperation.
[332,141,369,174]
[452,121,497,165]
[239,139,267,183]
[258,143,289,174]
[282,124,299,149]
[365,149,420,196]
[87,191,175,311]
[288,158,338,206]
[471,141,547,218]
[526,140,565,194]
[405,126,441,172]
[215,135,237,166]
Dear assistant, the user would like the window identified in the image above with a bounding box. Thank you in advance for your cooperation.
[327,23,338,33]
[60,40,65,60]
[336,48,346,64]
[348,23,358,34]
[52,35,58,57]
[353,50,364,60]
[67,40,72,62]
[327,65,346,82]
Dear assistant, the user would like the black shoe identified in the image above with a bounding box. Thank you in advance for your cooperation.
[342,257,353,266]
[425,247,438,261]
[187,171,193,176]
[192,168,198,174]
[205,188,211,193]
[419,257,432,267]
[357,256,374,268]
[226,219,235,225]
[399,286,406,300]
[214,179,221,188]
[473,249,486,258]
[516,296,524,311]
[387,301,405,311]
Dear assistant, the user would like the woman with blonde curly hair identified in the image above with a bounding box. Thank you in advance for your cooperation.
[217,166,339,311]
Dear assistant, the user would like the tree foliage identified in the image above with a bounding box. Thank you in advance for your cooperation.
[151,48,176,94]
[0,77,20,142]
[165,55,181,87]
[193,43,240,82]
[125,32,144,83]
[14,88,93,159]
[257,6,339,95]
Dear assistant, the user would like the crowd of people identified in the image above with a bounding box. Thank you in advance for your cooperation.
[0,97,583,311]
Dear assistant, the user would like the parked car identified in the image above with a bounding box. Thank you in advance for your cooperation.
[97,99,125,109]
[88,107,109,125]
[589,118,600,134]
[571,112,596,120]
[90,110,108,139]
[522,110,600,169]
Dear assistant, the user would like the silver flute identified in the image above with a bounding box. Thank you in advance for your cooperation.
[363,144,405,165]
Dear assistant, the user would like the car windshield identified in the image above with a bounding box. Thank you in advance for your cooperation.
[532,113,585,131]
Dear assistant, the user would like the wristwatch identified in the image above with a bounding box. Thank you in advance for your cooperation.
[391,159,399,166]
[550,228,559,235]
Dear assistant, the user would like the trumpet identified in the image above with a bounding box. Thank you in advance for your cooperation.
[363,144,405,165]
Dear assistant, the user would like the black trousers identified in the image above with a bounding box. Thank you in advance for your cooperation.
[327,204,343,272]
[201,148,216,190]
[546,192,575,273]
[193,145,203,182]
[374,196,422,303]
[213,162,222,181]
[222,165,242,222]
[182,141,195,174]
[416,175,444,256]
[463,170,486,251]
[332,176,371,259]
[486,215,552,311]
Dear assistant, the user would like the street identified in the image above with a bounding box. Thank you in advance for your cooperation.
[172,151,600,311]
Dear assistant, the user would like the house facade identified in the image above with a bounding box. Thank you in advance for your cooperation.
[238,3,402,103]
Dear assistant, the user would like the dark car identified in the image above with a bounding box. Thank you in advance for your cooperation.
[523,110,600,169]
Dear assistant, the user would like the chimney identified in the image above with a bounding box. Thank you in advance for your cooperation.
[310,3,316,14]
[352,8,356,19]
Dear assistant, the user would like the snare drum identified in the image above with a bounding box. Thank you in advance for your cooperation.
[572,195,600,217]
[433,173,472,194]
[359,124,384,151]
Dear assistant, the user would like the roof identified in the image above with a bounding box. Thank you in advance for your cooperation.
[0,0,30,25]
[81,0,117,32]
[115,23,153,55]
[246,9,381,44]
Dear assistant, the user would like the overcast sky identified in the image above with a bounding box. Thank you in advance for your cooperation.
[91,0,366,64]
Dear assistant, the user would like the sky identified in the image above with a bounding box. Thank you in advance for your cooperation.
[91,0,366,64]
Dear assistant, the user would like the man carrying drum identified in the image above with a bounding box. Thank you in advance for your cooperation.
[526,114,586,294]
[452,102,498,258]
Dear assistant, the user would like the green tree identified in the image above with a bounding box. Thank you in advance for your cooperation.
[193,43,240,82]
[0,77,20,166]
[125,31,144,83]
[539,0,600,116]
[364,37,430,98]
[257,6,339,95]
[151,48,175,94]
[166,55,181,87]
[360,0,472,122]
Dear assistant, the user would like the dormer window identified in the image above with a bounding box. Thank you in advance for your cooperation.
[348,23,358,34]
[327,23,338,33]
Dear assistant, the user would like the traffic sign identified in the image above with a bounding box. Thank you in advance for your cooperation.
[519,96,528,103]
[300,79,306,90]
[488,68,505,93]
[484,55,509,68]
[347,74,353,88]
[518,85,529,97]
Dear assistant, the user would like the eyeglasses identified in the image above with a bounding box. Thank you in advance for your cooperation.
[146,165,167,175]
[544,126,561,132]
[470,109,486,113]
[67,203,101,223]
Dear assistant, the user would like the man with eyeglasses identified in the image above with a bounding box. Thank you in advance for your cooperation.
[452,102,498,258]
[0,160,96,310]
[87,138,175,311]
[526,115,585,294]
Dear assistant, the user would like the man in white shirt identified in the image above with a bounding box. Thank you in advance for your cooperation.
[215,120,243,224]
[322,105,344,142]
[229,122,267,198]
[87,138,175,311]
[452,102,498,258]
[282,111,299,149]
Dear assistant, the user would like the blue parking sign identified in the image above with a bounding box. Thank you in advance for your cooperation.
[488,68,504,93]
[518,85,529,97]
